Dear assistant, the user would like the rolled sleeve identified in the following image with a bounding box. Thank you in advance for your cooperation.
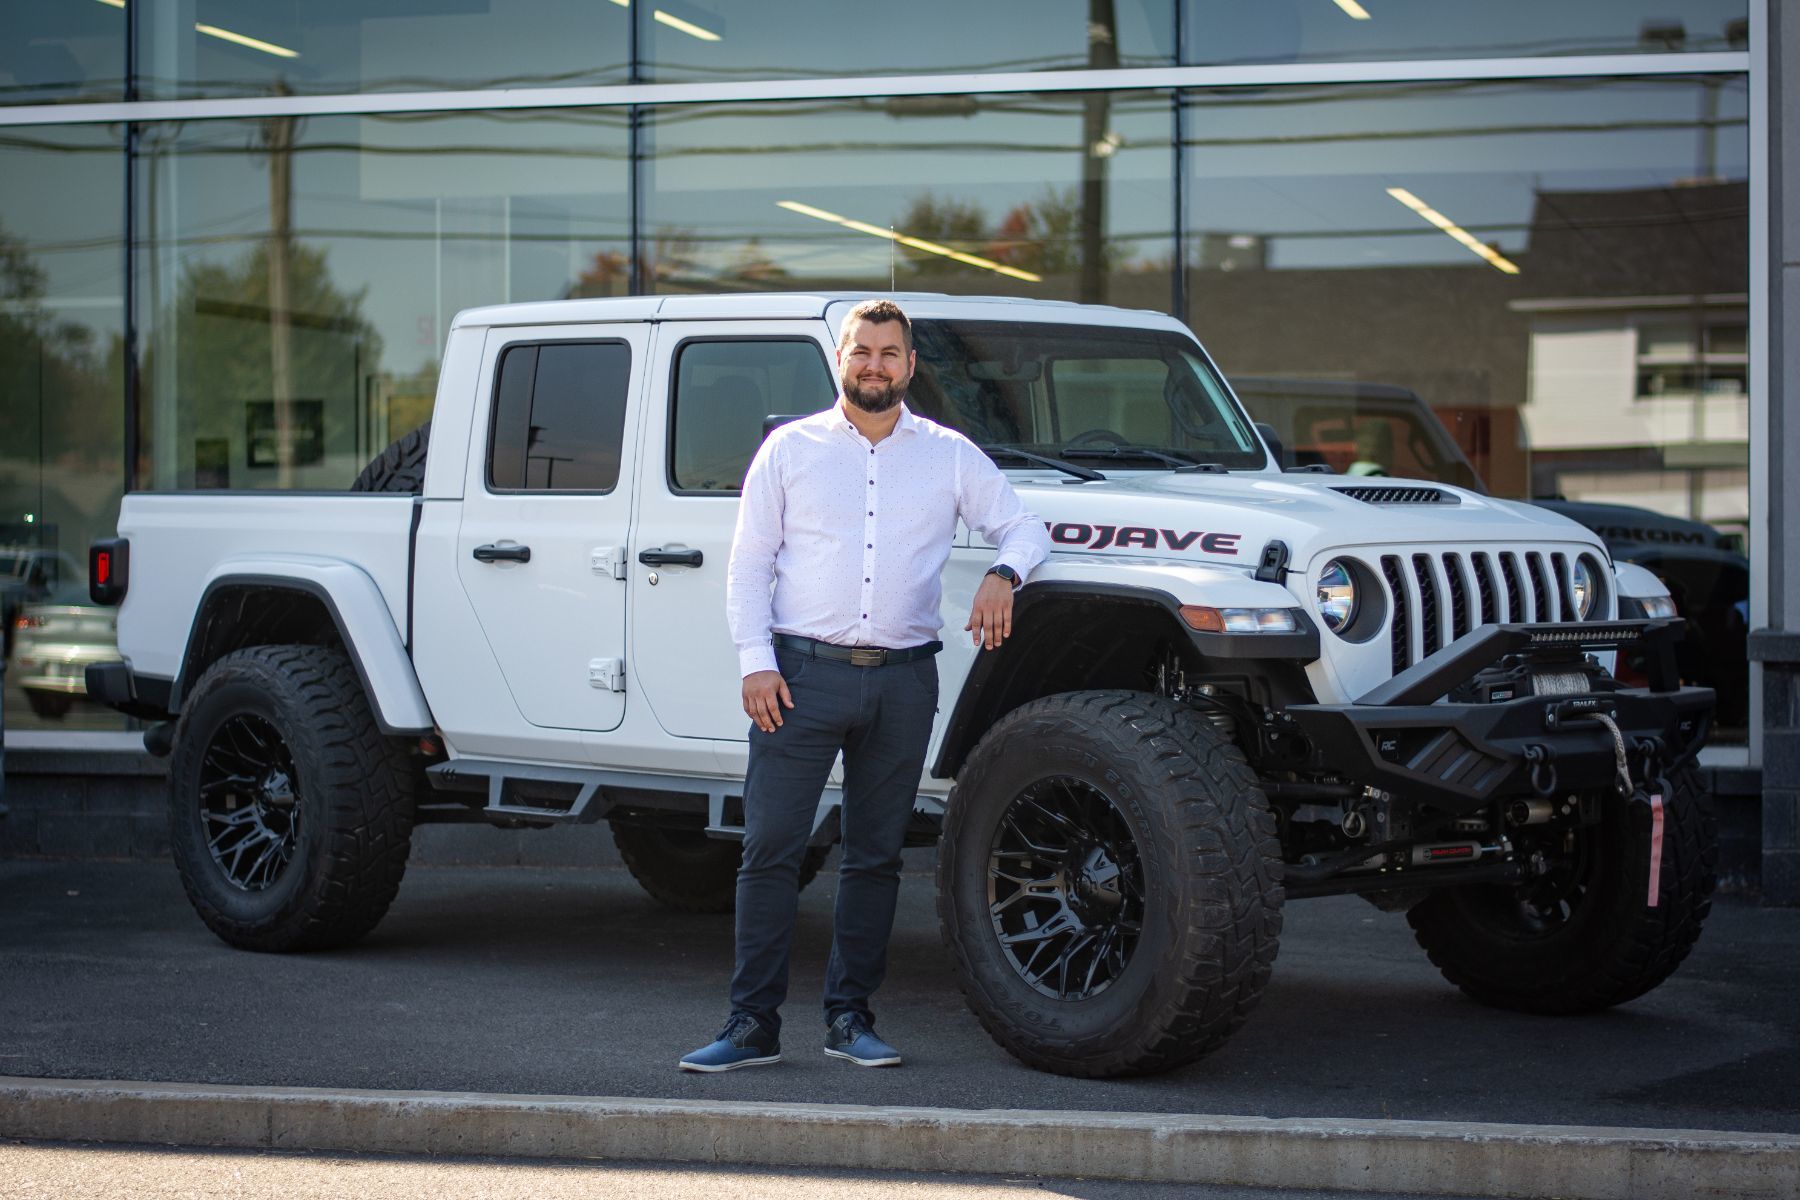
[955,440,1052,582]
[727,436,785,678]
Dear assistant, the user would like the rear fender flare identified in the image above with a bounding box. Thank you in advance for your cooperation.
[175,557,432,735]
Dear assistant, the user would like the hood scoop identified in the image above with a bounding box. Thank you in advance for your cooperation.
[1332,485,1460,506]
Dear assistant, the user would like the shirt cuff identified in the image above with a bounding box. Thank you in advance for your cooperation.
[739,644,778,677]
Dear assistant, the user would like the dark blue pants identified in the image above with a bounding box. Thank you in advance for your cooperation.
[730,644,938,1037]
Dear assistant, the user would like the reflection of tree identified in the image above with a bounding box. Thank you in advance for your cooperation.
[0,220,120,545]
[894,187,1126,282]
[145,241,380,481]
[570,226,706,295]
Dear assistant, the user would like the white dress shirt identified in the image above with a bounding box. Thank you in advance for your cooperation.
[727,401,1052,677]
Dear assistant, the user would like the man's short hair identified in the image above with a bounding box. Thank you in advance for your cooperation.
[838,298,913,355]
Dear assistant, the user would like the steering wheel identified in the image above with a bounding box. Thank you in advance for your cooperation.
[1065,428,1129,447]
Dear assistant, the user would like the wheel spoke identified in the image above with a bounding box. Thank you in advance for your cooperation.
[997,812,1066,859]
[987,773,1144,1001]
[197,714,301,893]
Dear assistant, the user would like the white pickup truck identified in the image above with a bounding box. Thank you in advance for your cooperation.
[86,293,1717,1079]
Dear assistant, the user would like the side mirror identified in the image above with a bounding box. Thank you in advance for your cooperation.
[1254,421,1287,468]
[762,414,808,441]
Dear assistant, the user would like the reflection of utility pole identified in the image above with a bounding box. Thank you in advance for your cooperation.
[261,82,297,487]
[1079,0,1118,304]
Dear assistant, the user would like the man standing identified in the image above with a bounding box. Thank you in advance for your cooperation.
[680,299,1052,1072]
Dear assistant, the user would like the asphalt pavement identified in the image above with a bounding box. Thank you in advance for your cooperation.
[1,857,1795,1134]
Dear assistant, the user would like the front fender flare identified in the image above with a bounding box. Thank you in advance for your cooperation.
[175,556,432,735]
[931,565,1320,778]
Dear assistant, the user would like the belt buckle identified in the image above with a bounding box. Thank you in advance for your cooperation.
[849,647,886,668]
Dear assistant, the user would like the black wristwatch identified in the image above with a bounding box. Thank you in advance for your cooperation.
[985,564,1020,589]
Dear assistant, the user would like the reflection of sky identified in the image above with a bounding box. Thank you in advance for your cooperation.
[138,112,629,375]
[639,0,1173,78]
[0,73,1753,377]
[134,0,630,97]
[1186,0,1746,65]
[1186,77,1749,269]
[0,127,124,339]
[646,94,1176,280]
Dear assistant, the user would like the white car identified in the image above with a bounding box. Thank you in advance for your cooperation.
[9,600,118,719]
[84,293,1716,1078]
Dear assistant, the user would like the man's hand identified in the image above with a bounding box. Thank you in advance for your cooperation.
[743,670,794,733]
[965,573,1015,650]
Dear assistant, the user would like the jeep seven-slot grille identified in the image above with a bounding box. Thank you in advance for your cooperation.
[1370,549,1581,671]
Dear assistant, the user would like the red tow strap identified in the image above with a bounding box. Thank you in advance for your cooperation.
[1646,793,1665,908]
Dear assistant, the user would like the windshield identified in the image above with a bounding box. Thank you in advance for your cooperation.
[906,320,1268,471]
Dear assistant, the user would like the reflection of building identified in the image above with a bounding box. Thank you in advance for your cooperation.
[1,3,1798,901]
[1514,182,1750,535]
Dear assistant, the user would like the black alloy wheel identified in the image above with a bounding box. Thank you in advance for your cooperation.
[197,714,304,892]
[1501,826,1599,936]
[938,690,1283,1078]
[1407,767,1717,1013]
[988,778,1145,1000]
[168,644,417,951]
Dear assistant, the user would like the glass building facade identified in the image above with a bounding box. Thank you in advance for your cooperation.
[0,2,1764,736]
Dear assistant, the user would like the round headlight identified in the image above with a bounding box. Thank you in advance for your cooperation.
[1572,557,1599,619]
[1316,559,1358,635]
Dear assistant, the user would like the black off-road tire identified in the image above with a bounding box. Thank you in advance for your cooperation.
[350,421,431,494]
[1407,767,1717,1013]
[938,690,1284,1078]
[25,691,73,720]
[611,822,830,913]
[168,644,418,951]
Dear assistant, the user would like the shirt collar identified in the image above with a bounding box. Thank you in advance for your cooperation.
[830,398,918,437]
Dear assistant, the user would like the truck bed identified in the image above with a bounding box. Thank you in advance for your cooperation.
[114,492,418,684]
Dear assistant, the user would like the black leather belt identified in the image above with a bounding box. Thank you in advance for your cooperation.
[772,633,942,667]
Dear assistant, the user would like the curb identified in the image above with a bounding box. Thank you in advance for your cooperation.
[3,1078,1798,1198]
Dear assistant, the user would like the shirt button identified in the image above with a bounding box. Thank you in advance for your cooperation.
[867,543,872,549]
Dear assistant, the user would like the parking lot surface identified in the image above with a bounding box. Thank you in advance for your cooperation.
[1,857,1795,1133]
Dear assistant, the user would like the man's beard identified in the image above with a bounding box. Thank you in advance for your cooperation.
[843,373,907,414]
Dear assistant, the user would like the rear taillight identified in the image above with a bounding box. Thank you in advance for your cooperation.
[90,538,128,605]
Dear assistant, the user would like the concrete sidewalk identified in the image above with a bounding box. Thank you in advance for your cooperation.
[3,1079,1797,1200]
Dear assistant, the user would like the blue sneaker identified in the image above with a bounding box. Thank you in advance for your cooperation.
[823,1013,902,1067]
[679,1014,781,1073]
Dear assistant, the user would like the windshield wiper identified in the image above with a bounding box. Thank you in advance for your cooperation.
[977,444,1105,482]
[1058,445,1229,473]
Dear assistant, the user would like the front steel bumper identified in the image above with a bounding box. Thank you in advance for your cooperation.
[1286,620,1712,814]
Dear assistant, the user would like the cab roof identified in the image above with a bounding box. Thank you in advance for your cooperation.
[450,291,1187,334]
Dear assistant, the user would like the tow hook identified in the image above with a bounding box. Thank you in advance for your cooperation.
[1524,744,1558,797]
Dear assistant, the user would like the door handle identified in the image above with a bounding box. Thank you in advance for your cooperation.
[637,547,703,568]
[473,543,531,564]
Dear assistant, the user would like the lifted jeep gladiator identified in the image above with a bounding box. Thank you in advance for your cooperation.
[86,293,1716,1079]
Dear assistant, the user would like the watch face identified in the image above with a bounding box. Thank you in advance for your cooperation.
[990,565,1018,583]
